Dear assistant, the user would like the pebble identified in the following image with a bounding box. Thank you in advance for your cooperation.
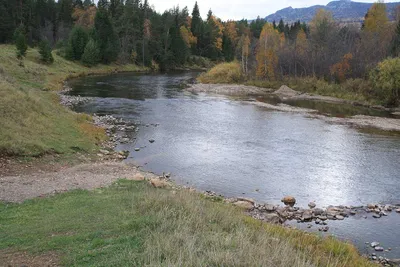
[149,139,155,143]
[375,246,384,252]
[134,148,140,151]
[372,214,381,218]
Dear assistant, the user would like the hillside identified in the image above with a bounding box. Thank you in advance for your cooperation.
[264,0,400,23]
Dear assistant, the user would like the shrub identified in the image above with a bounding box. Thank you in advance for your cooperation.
[65,26,88,60]
[38,39,54,64]
[369,57,400,106]
[81,39,100,66]
[197,62,242,84]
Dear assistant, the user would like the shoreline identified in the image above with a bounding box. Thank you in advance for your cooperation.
[188,83,400,132]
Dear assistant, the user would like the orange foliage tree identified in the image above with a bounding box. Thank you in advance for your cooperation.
[72,6,97,29]
[330,53,353,82]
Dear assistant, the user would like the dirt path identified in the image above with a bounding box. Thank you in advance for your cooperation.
[0,161,157,203]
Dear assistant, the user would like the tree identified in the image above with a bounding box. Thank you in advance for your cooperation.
[93,9,119,63]
[38,39,54,63]
[65,26,88,60]
[240,34,250,75]
[370,57,400,106]
[14,26,27,59]
[191,1,202,54]
[364,2,388,33]
[391,17,400,57]
[256,23,281,80]
[330,53,353,82]
[82,38,100,66]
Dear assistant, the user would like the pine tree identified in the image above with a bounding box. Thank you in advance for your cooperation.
[93,9,119,63]
[191,1,202,54]
[14,26,28,59]
[38,39,54,63]
[392,20,400,57]
[82,38,100,66]
[65,26,88,60]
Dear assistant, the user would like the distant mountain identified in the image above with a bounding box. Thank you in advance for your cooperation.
[264,0,400,24]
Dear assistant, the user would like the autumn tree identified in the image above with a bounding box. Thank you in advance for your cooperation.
[72,5,96,29]
[294,28,308,77]
[256,23,281,80]
[239,34,250,75]
[330,53,353,82]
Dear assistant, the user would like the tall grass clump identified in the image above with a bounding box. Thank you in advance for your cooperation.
[198,61,243,84]
[0,180,374,267]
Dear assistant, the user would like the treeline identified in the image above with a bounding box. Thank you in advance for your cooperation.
[1,1,400,103]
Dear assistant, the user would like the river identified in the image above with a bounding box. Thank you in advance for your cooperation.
[68,71,400,259]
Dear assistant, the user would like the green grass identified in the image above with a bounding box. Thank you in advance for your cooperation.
[0,44,146,156]
[0,180,374,266]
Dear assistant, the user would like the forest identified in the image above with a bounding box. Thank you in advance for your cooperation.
[1,0,400,105]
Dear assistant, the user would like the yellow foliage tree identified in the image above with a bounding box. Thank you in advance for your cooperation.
[256,23,281,80]
[208,15,224,51]
[224,21,238,44]
[364,2,389,33]
[180,26,197,48]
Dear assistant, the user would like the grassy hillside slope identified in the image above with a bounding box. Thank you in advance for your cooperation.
[0,180,374,267]
[0,45,145,156]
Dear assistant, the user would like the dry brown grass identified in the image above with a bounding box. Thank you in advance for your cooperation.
[197,61,243,84]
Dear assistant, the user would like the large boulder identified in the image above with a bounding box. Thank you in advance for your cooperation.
[233,201,254,210]
[281,196,296,207]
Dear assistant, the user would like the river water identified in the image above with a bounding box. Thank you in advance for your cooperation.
[68,71,400,258]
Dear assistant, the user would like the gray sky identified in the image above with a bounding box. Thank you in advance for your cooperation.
[144,0,399,20]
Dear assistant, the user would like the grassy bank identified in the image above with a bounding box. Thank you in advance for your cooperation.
[0,44,146,157]
[0,179,373,266]
[198,62,388,106]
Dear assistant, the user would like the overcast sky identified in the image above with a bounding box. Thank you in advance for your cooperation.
[140,0,399,20]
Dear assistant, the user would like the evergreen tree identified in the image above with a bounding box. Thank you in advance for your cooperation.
[222,33,234,61]
[0,0,17,43]
[82,38,100,66]
[93,9,119,63]
[83,0,93,7]
[58,0,74,26]
[14,26,28,59]
[38,39,54,63]
[278,19,285,33]
[191,1,202,54]
[392,19,400,57]
[66,26,88,60]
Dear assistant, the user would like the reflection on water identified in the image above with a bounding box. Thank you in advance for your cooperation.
[69,72,400,258]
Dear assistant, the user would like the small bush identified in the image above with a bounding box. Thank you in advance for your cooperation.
[81,39,100,66]
[369,57,400,106]
[197,62,242,84]
[38,39,54,64]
